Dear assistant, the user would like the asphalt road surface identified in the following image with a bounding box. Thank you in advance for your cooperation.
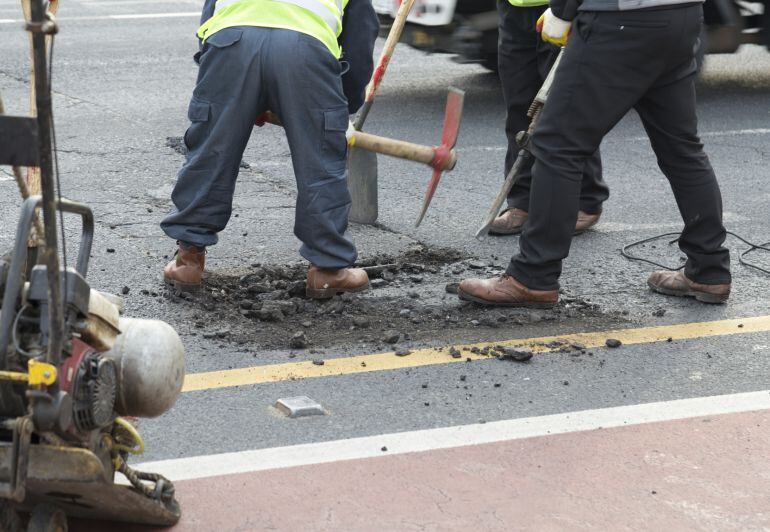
[2,1,770,530]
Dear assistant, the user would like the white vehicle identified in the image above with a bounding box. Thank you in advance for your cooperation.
[374,0,769,71]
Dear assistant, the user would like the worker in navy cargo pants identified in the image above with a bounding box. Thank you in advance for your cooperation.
[161,0,379,298]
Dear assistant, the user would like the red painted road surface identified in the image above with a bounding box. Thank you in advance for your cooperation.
[76,409,770,531]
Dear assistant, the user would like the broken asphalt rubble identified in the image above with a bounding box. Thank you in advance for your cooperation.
[147,244,626,353]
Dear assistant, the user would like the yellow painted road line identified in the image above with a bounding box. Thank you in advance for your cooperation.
[182,315,770,393]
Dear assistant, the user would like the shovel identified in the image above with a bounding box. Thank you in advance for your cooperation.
[348,0,417,224]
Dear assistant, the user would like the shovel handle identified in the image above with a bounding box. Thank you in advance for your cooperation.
[350,131,456,171]
[354,0,416,131]
[369,0,415,99]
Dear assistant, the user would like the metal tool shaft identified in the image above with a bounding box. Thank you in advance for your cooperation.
[475,48,564,239]
[29,0,64,366]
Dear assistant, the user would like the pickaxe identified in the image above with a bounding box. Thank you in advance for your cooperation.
[256,86,464,226]
[475,48,564,239]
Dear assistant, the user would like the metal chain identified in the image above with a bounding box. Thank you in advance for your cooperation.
[117,456,176,503]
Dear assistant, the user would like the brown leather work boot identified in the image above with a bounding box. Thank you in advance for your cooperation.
[306,266,370,299]
[489,208,528,236]
[458,274,558,309]
[647,270,730,304]
[490,209,599,236]
[163,242,206,292]
[574,211,601,235]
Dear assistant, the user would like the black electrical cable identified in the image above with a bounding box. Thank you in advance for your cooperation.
[621,232,684,271]
[622,230,770,275]
[730,232,770,275]
[12,305,34,359]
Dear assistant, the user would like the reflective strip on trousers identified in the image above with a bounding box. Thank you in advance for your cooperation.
[214,0,343,34]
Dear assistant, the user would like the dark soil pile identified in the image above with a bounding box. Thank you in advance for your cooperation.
[161,244,622,352]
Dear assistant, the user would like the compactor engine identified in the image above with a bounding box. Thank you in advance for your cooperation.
[0,0,184,528]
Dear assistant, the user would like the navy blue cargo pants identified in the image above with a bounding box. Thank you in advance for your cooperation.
[161,27,358,269]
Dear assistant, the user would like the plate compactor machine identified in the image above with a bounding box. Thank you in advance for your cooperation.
[0,1,185,530]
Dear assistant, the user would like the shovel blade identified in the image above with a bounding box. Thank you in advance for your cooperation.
[475,147,532,239]
[347,147,378,224]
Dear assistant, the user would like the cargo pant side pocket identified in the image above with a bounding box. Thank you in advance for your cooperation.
[183,97,211,152]
[320,106,349,176]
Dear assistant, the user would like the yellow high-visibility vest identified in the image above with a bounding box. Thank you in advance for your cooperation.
[199,0,349,58]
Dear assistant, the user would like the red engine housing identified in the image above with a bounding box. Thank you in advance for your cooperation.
[59,337,97,395]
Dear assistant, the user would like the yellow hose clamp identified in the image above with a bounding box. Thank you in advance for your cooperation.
[28,359,57,386]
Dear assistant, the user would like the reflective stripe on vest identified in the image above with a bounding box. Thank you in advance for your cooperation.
[507,0,549,7]
[214,0,343,35]
[199,0,347,57]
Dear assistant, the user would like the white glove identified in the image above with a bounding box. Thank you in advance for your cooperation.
[346,120,357,145]
[536,8,572,47]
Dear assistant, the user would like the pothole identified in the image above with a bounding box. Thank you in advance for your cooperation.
[160,243,625,352]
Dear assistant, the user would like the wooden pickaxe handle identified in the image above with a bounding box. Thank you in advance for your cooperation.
[350,131,456,171]
[256,112,457,172]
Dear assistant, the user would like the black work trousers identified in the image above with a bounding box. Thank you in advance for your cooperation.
[508,5,731,290]
[497,0,608,214]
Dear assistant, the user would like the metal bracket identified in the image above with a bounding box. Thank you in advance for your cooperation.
[0,116,40,167]
[25,12,58,35]
[0,417,33,502]
[28,360,57,387]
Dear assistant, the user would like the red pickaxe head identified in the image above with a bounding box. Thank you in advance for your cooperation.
[415,87,465,227]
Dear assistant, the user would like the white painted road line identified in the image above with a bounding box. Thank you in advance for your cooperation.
[110,12,199,19]
[136,389,770,482]
[81,0,200,5]
[624,128,770,142]
[702,128,770,137]
[459,128,770,153]
[0,12,199,24]
[596,210,748,232]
